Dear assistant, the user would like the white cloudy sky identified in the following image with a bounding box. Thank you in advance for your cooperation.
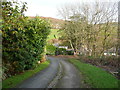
[17,0,119,19]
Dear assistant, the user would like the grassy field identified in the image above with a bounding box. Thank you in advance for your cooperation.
[47,29,60,40]
[2,60,50,88]
[68,59,118,88]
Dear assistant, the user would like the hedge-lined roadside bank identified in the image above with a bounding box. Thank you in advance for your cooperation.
[68,59,119,88]
[2,1,50,80]
[2,60,50,88]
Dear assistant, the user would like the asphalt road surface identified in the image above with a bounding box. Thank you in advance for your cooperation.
[55,58,81,88]
[17,56,81,88]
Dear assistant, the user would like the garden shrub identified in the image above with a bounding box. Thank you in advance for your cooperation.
[66,50,74,55]
[55,48,74,55]
[56,48,67,55]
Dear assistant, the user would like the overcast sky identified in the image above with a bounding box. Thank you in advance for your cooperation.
[18,0,119,19]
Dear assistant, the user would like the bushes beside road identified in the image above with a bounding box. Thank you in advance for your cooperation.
[3,60,50,88]
[2,1,50,79]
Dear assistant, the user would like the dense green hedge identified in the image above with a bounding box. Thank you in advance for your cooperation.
[55,48,74,55]
[2,1,50,78]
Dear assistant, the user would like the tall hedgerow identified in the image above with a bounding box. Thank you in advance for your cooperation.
[2,1,50,78]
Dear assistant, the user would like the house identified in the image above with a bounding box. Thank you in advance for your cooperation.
[58,46,68,50]
[104,47,117,56]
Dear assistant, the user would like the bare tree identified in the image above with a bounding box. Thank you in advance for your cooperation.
[58,1,118,56]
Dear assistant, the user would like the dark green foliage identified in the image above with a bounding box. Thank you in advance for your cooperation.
[66,50,74,55]
[57,48,67,55]
[55,48,74,55]
[46,44,56,55]
[2,1,50,78]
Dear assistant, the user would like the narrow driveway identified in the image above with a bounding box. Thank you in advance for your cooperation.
[17,56,60,88]
[17,56,82,88]
[55,58,81,88]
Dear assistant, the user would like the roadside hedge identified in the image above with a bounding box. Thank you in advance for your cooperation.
[2,1,50,78]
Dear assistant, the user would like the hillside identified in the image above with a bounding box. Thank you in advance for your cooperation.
[29,16,64,29]
[47,29,60,41]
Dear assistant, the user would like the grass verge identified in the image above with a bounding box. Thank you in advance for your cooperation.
[2,60,50,88]
[68,59,119,88]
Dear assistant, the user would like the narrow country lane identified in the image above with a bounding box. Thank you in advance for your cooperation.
[17,56,60,88]
[17,56,82,88]
[55,58,81,88]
